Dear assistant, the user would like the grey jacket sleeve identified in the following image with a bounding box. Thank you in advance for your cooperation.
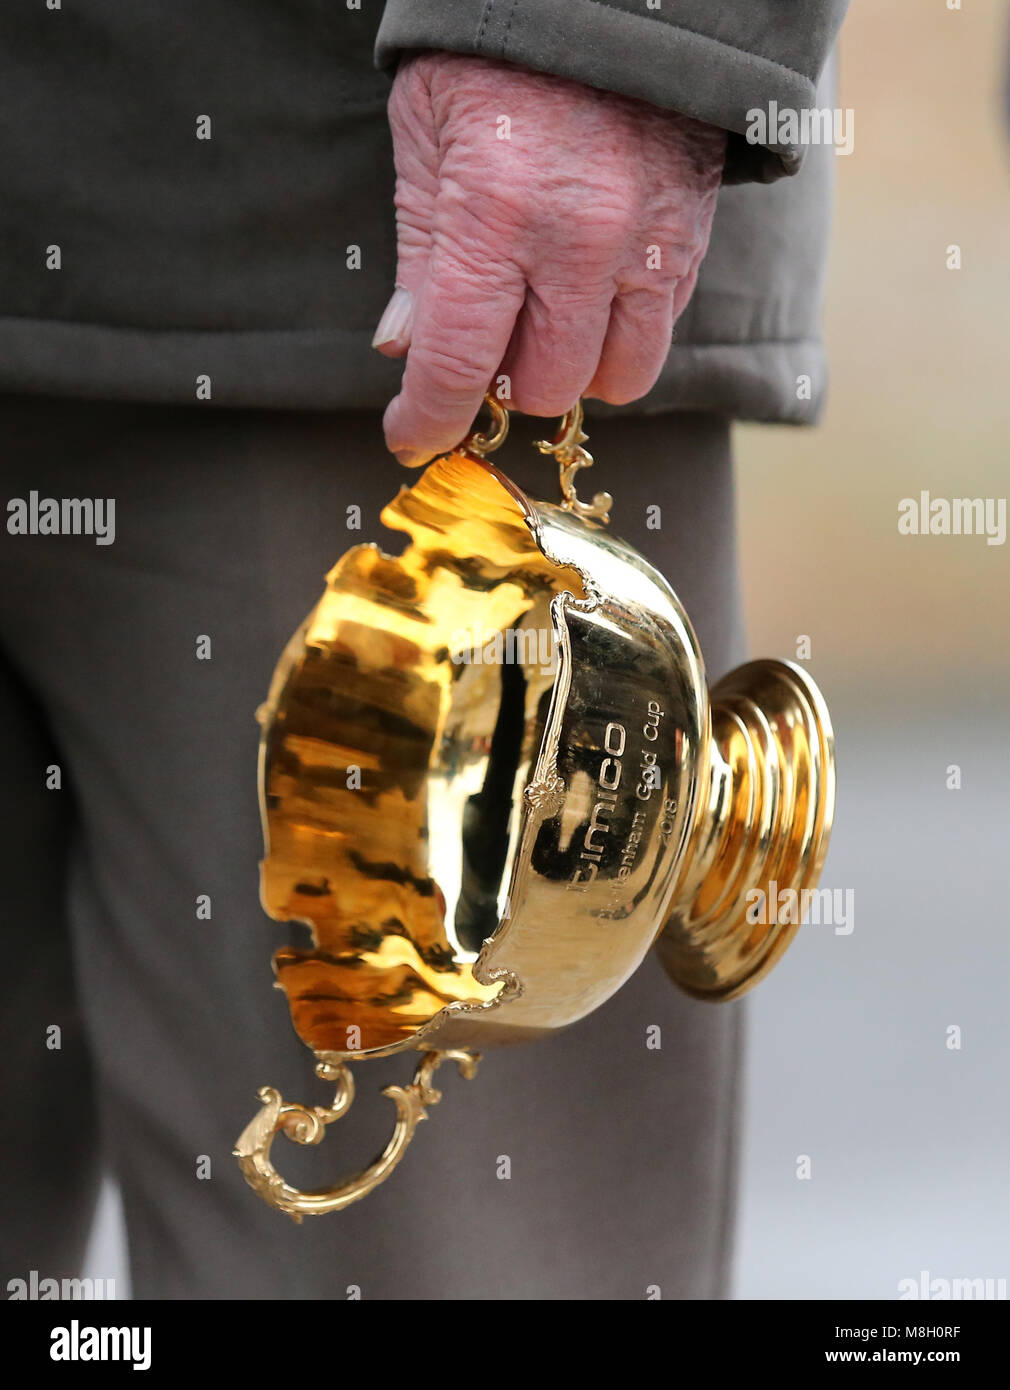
[375,0,848,184]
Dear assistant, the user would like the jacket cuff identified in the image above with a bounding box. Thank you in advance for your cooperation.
[376,0,846,184]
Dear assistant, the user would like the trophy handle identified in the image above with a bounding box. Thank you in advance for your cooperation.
[234,1050,480,1222]
[462,393,612,524]
[534,399,613,523]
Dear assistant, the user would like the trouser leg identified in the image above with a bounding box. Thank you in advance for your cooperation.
[0,648,100,1286]
[0,395,743,1299]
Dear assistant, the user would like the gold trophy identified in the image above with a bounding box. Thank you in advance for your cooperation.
[235,399,835,1220]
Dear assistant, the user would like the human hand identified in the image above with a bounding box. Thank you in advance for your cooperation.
[373,52,726,466]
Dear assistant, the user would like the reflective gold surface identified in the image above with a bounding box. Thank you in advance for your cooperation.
[258,451,587,1055]
[238,401,836,1218]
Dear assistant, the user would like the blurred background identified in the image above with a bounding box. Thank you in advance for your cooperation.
[83,0,1010,1298]
[733,0,1010,1297]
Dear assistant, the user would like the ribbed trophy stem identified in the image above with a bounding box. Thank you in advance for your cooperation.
[656,659,835,1001]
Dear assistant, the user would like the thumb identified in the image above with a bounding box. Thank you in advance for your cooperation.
[371,285,415,358]
[371,188,431,358]
[373,63,439,358]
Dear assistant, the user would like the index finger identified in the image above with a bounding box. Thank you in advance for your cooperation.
[382,236,526,466]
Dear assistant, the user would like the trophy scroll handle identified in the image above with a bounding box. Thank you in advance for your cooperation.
[234,1050,480,1222]
[464,393,613,524]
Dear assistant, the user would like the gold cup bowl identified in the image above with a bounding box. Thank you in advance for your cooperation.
[235,402,835,1220]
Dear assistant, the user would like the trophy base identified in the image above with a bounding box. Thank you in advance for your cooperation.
[656,659,835,1001]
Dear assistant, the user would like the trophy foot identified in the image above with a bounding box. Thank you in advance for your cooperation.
[656,659,835,1001]
[233,1049,480,1221]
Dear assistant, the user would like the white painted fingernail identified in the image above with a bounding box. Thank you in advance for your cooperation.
[371,287,414,348]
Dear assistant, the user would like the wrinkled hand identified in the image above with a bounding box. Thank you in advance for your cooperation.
[373,52,726,466]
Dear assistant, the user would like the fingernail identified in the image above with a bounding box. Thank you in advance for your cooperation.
[394,447,435,468]
[372,287,414,349]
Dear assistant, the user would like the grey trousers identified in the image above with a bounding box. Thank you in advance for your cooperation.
[0,396,745,1300]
